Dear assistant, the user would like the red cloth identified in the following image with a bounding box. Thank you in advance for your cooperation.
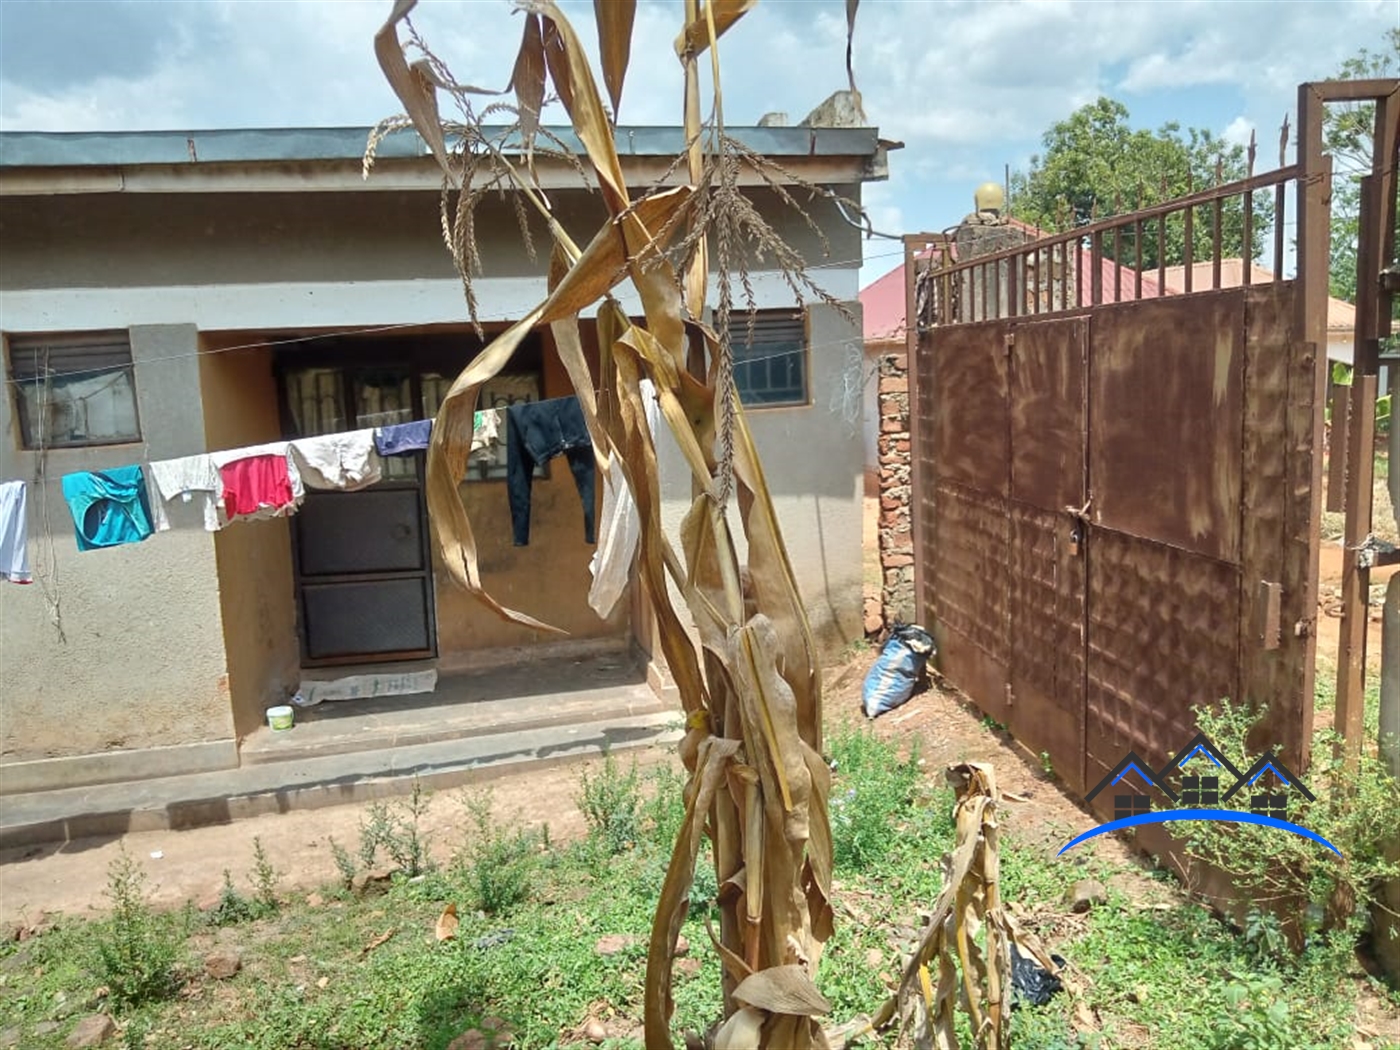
[219,454,293,517]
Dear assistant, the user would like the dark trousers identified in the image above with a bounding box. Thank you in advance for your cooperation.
[506,398,597,546]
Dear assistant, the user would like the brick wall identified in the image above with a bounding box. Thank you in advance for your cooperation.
[876,348,915,629]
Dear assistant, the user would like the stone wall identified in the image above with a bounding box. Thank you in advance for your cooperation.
[875,349,915,629]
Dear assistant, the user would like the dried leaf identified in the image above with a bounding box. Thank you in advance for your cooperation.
[733,965,831,1017]
[844,0,859,93]
[360,928,396,957]
[713,1005,766,1050]
[674,0,758,58]
[435,903,460,942]
[593,0,636,120]
[373,1,450,174]
[510,13,547,152]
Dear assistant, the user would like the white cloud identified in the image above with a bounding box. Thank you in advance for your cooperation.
[0,0,1392,284]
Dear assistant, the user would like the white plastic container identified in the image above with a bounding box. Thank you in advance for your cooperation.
[266,705,294,732]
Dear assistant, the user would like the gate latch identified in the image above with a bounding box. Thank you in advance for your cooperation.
[1064,498,1092,557]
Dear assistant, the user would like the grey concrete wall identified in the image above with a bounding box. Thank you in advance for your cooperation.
[0,187,862,292]
[0,324,235,784]
[655,301,865,654]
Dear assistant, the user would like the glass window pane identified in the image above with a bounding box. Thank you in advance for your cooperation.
[17,367,141,448]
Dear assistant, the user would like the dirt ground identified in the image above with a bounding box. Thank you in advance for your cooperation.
[1,500,1394,939]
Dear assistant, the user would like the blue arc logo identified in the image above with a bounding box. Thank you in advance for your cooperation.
[1058,808,1342,856]
[1065,732,1342,858]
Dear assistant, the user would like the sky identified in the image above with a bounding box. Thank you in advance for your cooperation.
[1,0,1395,288]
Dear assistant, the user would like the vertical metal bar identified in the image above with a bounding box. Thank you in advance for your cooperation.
[1243,134,1256,287]
[1213,158,1225,291]
[1273,180,1287,279]
[1157,205,1167,295]
[1134,219,1143,299]
[1074,235,1084,310]
[1113,225,1123,302]
[992,253,1002,320]
[1183,172,1195,293]
[1296,84,1331,771]
[1326,386,1350,513]
[1090,230,1103,306]
[1007,246,1020,319]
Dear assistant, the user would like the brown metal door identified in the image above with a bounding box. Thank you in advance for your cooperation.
[1007,318,1089,794]
[285,367,437,665]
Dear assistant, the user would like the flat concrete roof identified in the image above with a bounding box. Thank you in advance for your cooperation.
[0,125,884,169]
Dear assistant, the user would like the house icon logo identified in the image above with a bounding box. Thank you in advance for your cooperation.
[1059,732,1341,856]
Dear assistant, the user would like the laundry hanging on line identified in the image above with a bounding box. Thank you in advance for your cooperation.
[0,480,32,583]
[211,442,304,523]
[506,396,596,547]
[291,429,381,491]
[146,454,223,533]
[373,409,502,461]
[60,465,156,551]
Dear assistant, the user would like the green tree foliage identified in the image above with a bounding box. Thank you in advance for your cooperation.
[1323,29,1399,303]
[1009,97,1269,269]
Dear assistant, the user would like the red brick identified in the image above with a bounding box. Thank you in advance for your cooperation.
[880,417,904,433]
[878,375,908,394]
[894,439,911,453]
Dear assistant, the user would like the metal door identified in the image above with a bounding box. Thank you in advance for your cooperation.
[285,366,436,665]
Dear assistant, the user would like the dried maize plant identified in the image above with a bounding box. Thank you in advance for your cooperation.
[366,1,864,1046]
[826,764,1062,1050]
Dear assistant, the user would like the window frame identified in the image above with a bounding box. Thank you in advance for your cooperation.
[723,308,810,409]
[7,331,143,450]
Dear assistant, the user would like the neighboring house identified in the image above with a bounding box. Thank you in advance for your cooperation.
[0,125,886,792]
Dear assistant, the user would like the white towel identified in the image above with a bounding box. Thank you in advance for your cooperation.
[0,480,32,584]
[291,429,381,491]
[147,454,223,532]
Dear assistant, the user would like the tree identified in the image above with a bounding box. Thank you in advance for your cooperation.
[1323,29,1399,303]
[1009,97,1270,269]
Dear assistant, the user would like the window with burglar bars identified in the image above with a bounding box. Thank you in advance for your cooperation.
[726,309,808,408]
[7,332,141,449]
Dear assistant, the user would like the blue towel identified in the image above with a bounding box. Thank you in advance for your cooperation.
[374,419,433,456]
[61,466,155,551]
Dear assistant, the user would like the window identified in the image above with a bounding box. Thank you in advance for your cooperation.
[1114,794,1151,821]
[1250,792,1289,820]
[726,309,808,407]
[8,332,141,449]
[1180,775,1220,807]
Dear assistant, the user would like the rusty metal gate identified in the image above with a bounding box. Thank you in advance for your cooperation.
[906,159,1326,815]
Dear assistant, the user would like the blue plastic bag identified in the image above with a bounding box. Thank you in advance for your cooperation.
[861,623,936,719]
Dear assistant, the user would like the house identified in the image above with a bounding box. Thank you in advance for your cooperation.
[0,125,887,794]
[1221,750,1316,820]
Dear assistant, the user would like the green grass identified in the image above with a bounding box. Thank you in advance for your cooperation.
[0,730,1393,1049]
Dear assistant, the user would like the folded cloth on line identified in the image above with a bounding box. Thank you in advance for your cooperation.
[0,480,32,583]
[212,442,304,521]
[292,429,382,491]
[374,419,432,456]
[146,454,223,532]
[470,409,500,455]
[61,466,155,551]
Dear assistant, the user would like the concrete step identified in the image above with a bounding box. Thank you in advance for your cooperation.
[0,711,682,852]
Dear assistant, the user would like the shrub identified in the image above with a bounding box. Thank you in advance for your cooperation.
[1182,699,1400,954]
[207,869,257,927]
[576,752,642,855]
[455,791,538,915]
[358,778,433,877]
[95,848,180,1010]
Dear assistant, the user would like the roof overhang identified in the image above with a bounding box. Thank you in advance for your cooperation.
[0,125,892,196]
